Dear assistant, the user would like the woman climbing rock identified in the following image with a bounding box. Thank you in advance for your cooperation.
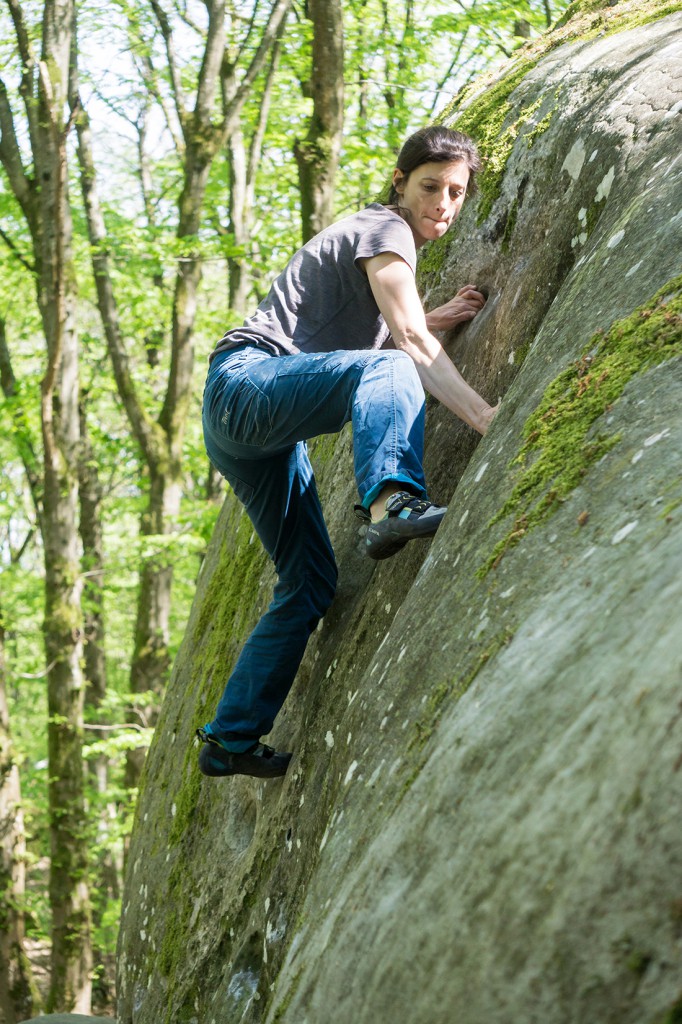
[197,125,498,779]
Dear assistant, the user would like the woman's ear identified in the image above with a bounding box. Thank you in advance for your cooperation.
[392,169,405,194]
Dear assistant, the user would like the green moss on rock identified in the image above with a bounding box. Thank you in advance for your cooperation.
[478,275,682,576]
[437,0,679,227]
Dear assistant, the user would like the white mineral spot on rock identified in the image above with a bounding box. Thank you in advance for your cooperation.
[384,602,392,613]
[578,232,587,245]
[366,760,385,788]
[380,716,388,730]
[625,260,643,278]
[501,586,515,599]
[325,730,334,748]
[595,166,615,202]
[578,207,587,224]
[296,838,301,849]
[663,99,682,120]
[589,149,598,162]
[347,732,352,745]
[561,138,586,181]
[508,349,515,364]
[631,450,644,464]
[644,429,670,446]
[549,534,558,543]
[171,804,176,817]
[344,761,358,785]
[387,701,394,711]
[348,689,358,704]
[265,896,270,912]
[402,718,410,730]
[612,521,639,545]
[607,229,625,248]
[326,664,333,678]
[398,645,407,663]
[474,461,489,482]
[249,531,255,545]
[473,615,489,640]
[659,153,675,178]
[512,285,522,308]
[170,733,176,744]
[144,813,148,822]
[459,509,469,526]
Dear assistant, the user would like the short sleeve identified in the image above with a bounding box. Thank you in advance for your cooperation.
[354,206,417,276]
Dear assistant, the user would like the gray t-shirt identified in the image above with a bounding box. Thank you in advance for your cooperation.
[211,203,416,359]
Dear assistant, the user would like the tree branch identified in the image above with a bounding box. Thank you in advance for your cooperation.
[247,29,283,197]
[0,78,35,230]
[0,227,34,274]
[149,0,188,130]
[70,89,163,468]
[194,0,226,127]
[218,0,292,146]
[0,318,44,523]
[5,0,40,152]
[132,50,185,158]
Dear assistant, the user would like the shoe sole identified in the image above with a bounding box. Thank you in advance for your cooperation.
[198,743,291,779]
[365,514,445,560]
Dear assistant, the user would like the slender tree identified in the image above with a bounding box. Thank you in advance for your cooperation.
[0,0,92,1007]
[0,597,40,1024]
[294,0,344,241]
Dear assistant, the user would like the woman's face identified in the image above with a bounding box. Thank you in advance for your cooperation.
[392,159,470,248]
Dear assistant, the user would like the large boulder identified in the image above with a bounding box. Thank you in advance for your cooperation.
[117,4,682,1023]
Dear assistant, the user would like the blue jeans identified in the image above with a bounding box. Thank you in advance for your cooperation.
[202,344,427,751]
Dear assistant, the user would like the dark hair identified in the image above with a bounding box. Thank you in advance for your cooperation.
[387,126,482,204]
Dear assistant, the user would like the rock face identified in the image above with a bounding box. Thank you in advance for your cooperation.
[117,6,682,1024]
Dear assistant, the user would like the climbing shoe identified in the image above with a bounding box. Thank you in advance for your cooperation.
[196,727,292,779]
[363,491,447,560]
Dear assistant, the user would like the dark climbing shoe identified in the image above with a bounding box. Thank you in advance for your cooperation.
[196,727,291,779]
[363,491,447,560]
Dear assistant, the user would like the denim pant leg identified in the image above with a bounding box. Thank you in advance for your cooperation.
[206,443,337,749]
[205,347,428,502]
[202,345,428,747]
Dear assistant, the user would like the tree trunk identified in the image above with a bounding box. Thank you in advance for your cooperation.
[294,0,344,242]
[78,402,106,709]
[35,0,92,1010]
[0,603,40,1024]
[125,467,182,787]
[226,30,283,314]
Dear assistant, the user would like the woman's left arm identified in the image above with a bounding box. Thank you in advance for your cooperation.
[362,252,497,435]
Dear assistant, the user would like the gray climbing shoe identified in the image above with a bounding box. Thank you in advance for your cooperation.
[363,491,447,560]
[197,727,291,779]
